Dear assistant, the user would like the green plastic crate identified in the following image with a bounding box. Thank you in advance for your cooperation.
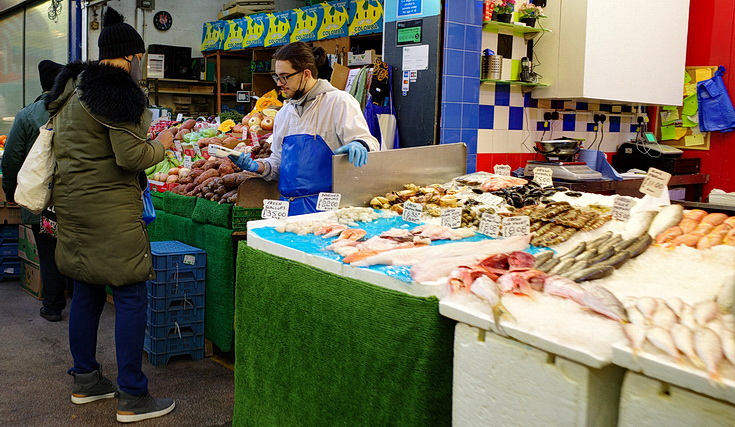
[232,206,262,231]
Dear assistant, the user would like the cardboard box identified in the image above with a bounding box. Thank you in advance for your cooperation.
[236,178,281,208]
[20,260,42,300]
[0,176,7,205]
[18,224,39,265]
[0,207,21,225]
[348,49,377,66]
[330,63,350,90]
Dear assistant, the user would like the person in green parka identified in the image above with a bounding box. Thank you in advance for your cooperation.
[2,60,74,323]
[44,7,177,423]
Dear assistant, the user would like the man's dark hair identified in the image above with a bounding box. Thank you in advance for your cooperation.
[273,42,318,77]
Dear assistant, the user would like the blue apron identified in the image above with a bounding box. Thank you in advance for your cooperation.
[278,133,333,216]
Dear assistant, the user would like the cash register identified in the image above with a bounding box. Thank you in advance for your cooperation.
[612,132,700,175]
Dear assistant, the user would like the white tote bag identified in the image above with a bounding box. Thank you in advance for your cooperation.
[15,120,55,214]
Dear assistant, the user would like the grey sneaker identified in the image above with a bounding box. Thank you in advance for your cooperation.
[116,390,175,423]
[70,369,118,404]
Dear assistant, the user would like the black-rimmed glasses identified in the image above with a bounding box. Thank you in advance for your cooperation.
[271,70,303,84]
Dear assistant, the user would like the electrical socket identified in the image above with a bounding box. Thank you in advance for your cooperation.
[543,112,552,121]
[593,114,600,123]
[551,111,559,120]
[599,114,607,123]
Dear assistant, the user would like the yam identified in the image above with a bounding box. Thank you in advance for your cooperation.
[222,137,239,149]
[191,159,206,169]
[193,168,219,185]
[178,176,194,185]
[181,119,196,131]
[218,163,234,176]
[204,192,215,200]
[174,129,190,140]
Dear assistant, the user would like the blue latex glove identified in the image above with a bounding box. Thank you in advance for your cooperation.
[334,141,368,167]
[228,153,259,172]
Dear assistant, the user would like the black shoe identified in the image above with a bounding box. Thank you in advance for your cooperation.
[117,390,175,423]
[70,368,118,404]
[39,307,62,322]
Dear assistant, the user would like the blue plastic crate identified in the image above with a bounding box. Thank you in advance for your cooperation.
[148,302,205,325]
[0,237,19,245]
[152,265,206,284]
[0,242,18,256]
[144,329,204,354]
[150,241,206,270]
[0,259,20,280]
[0,225,19,239]
[147,279,205,298]
[145,347,205,366]
[146,321,205,340]
[148,293,204,312]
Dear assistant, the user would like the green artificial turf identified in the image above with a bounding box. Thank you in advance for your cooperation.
[192,197,232,228]
[162,192,198,219]
[234,244,455,426]
[150,191,164,210]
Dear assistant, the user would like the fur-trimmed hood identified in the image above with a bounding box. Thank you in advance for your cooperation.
[45,61,147,124]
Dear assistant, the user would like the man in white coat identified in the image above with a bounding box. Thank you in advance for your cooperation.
[230,42,379,215]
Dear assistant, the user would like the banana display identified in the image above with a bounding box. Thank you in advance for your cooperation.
[145,151,204,183]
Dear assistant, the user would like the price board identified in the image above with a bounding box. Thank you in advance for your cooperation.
[612,196,635,221]
[639,167,672,198]
[533,167,554,187]
[316,192,341,211]
[261,199,290,220]
[441,208,462,228]
[493,164,511,176]
[502,216,531,238]
[402,201,423,223]
[478,213,501,238]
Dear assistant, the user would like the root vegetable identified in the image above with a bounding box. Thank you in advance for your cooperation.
[193,168,219,185]
[192,159,206,169]
[181,119,196,130]
[166,175,179,183]
[167,168,180,175]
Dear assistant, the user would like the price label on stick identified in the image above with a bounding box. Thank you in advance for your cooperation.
[441,208,462,228]
[494,164,511,176]
[475,193,505,208]
[192,143,202,157]
[533,167,554,187]
[261,199,290,220]
[502,216,531,238]
[478,213,501,238]
[316,192,341,211]
[174,141,183,153]
[612,196,634,221]
[639,167,672,198]
[402,201,423,223]
[183,155,193,169]
[176,113,183,122]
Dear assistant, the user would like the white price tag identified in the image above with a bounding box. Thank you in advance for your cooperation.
[493,164,511,176]
[402,201,423,223]
[478,213,501,238]
[612,196,634,221]
[214,116,221,125]
[183,254,196,265]
[475,193,505,208]
[173,151,182,161]
[183,155,193,169]
[502,216,531,238]
[174,141,183,152]
[533,167,554,187]
[639,167,672,198]
[316,192,341,211]
[176,113,184,122]
[441,208,462,228]
[192,144,202,156]
[261,199,290,220]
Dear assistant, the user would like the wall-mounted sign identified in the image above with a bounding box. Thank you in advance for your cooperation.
[397,0,422,18]
[397,19,422,45]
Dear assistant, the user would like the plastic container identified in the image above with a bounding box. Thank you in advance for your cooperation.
[150,241,206,270]
[144,328,204,354]
[148,302,205,325]
[232,206,263,231]
[147,278,205,298]
[146,321,205,340]
[148,292,204,312]
[0,225,19,239]
[0,242,19,256]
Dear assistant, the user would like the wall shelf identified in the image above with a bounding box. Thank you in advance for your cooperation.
[157,90,214,96]
[481,79,549,87]
[148,78,214,84]
[482,21,550,39]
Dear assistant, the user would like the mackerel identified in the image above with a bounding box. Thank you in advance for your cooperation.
[547,257,576,275]
[613,236,639,252]
[536,257,560,273]
[597,234,623,253]
[599,250,631,269]
[559,242,586,260]
[569,264,615,282]
[533,251,555,268]
[565,258,591,275]
[627,234,653,258]
[587,247,616,265]
[587,231,614,248]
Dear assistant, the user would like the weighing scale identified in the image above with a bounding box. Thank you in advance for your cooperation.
[524,161,604,181]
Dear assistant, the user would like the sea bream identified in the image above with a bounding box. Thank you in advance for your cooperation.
[694,327,724,384]
[670,324,705,369]
[543,275,586,305]
[580,283,628,322]
[470,275,514,333]
[647,325,681,362]
[623,323,648,357]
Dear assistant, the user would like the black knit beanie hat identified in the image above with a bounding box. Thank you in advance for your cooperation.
[38,60,62,92]
[98,7,145,60]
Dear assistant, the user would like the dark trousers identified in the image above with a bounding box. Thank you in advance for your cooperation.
[68,280,149,396]
[30,225,73,315]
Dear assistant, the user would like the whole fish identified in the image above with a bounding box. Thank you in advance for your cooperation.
[471,275,514,334]
[636,297,658,319]
[706,319,726,337]
[652,304,678,330]
[624,210,657,239]
[693,300,720,326]
[566,258,591,275]
[613,236,639,252]
[716,275,734,314]
[665,297,686,317]
[497,271,536,298]
[600,250,631,269]
[647,325,681,362]
[623,323,648,357]
[581,283,628,321]
[568,264,614,282]
[671,324,705,369]
[680,304,697,330]
[648,204,684,238]
[627,306,648,326]
[721,330,735,367]
[559,242,586,260]
[597,234,623,254]
[536,257,560,273]
[694,327,724,384]
[587,231,614,249]
[533,251,554,268]
[587,247,616,265]
[547,257,576,276]
[627,234,653,258]
[543,275,586,304]
[722,314,735,332]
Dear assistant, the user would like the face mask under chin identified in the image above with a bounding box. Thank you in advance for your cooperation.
[127,56,143,82]
[292,74,306,100]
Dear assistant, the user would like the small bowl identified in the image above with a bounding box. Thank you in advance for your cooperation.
[534,139,581,158]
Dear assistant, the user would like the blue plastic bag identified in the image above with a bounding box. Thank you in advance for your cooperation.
[142,187,156,225]
[697,66,735,132]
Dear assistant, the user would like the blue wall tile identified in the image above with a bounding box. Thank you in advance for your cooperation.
[465,25,482,52]
[551,100,565,109]
[443,76,464,102]
[563,114,576,131]
[446,0,466,22]
[464,51,480,77]
[524,93,538,108]
[463,77,480,103]
[442,128,462,144]
[442,102,463,129]
[576,102,589,111]
[445,22,465,50]
[587,123,598,132]
[445,49,464,76]
[609,116,621,132]
[466,154,477,173]
[630,124,640,133]
[479,105,495,129]
[537,121,548,131]
[494,83,510,106]
[467,0,483,26]
[509,106,524,130]
[462,129,478,153]
[462,103,479,129]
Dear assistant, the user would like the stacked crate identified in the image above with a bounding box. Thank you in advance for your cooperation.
[145,241,206,366]
[0,225,20,281]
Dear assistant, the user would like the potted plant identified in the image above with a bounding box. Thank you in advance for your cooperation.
[518,2,545,27]
[492,0,515,23]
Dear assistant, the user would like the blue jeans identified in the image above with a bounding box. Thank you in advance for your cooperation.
[68,280,148,396]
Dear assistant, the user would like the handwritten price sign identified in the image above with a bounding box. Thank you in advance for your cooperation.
[402,201,423,223]
[478,213,501,238]
[441,208,462,228]
[475,193,505,208]
[502,216,531,238]
[639,167,672,198]
[261,199,290,220]
[316,192,341,211]
[612,196,635,221]
[493,164,511,176]
[533,167,554,187]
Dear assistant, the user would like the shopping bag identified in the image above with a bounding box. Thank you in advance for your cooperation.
[142,187,156,225]
[15,121,55,214]
[697,66,735,132]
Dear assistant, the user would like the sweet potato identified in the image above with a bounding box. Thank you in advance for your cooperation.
[180,119,196,131]
[217,163,234,176]
[175,129,190,140]
[193,168,219,185]
[219,189,238,204]
[211,194,221,202]
[191,159,206,169]
[178,176,194,185]
[222,172,250,189]
[222,137,239,149]
[204,192,215,200]
[183,183,197,193]
[204,158,224,171]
